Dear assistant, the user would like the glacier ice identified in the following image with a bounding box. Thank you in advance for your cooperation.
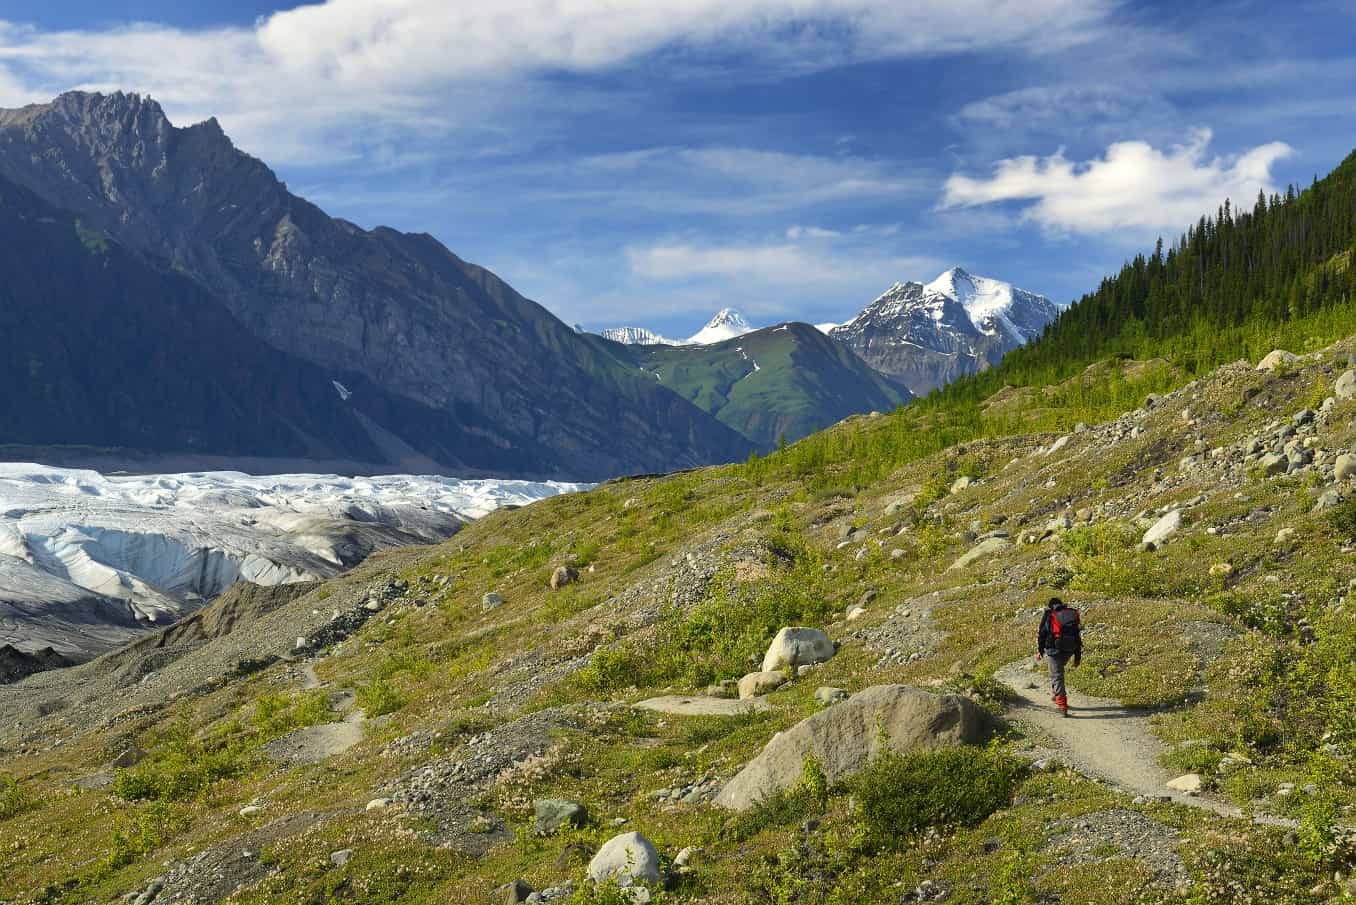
[0,464,582,657]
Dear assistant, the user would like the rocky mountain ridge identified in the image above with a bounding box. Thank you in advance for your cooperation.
[832,267,1058,395]
[0,92,753,480]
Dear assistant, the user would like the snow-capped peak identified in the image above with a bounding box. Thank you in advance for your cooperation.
[689,308,755,345]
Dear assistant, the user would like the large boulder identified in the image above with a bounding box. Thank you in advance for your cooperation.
[1141,510,1181,547]
[1256,350,1298,372]
[586,832,661,885]
[713,685,991,811]
[761,628,835,672]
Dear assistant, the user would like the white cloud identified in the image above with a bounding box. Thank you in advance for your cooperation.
[626,239,940,290]
[941,129,1294,234]
[0,0,1115,163]
[786,225,842,239]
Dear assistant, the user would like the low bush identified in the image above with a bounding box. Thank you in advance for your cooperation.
[851,746,1025,852]
[0,774,34,820]
[111,721,252,802]
[356,678,408,717]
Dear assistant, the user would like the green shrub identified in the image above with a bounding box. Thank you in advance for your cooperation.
[251,689,331,739]
[111,722,252,802]
[0,775,34,820]
[1327,498,1356,541]
[851,746,1025,852]
[356,678,407,717]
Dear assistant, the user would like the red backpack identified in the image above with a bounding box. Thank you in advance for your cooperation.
[1050,606,1081,653]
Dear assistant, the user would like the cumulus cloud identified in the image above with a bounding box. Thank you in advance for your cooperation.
[0,0,1115,163]
[941,129,1294,233]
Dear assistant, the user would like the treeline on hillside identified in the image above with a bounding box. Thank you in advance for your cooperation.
[745,147,1356,491]
[932,148,1356,406]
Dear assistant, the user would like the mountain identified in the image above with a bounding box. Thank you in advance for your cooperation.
[831,267,1058,396]
[599,326,678,346]
[689,308,756,344]
[619,322,910,448]
[0,92,753,480]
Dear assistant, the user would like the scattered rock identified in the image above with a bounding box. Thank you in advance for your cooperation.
[586,832,661,885]
[761,627,835,672]
[482,592,506,611]
[1314,490,1343,512]
[1335,453,1356,481]
[738,671,786,700]
[1259,453,1289,477]
[635,695,769,716]
[534,799,588,836]
[112,746,145,769]
[950,476,974,494]
[845,606,868,621]
[237,804,262,819]
[330,848,353,867]
[365,797,391,812]
[714,685,991,810]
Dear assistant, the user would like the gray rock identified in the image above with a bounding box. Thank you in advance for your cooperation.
[586,832,661,885]
[738,671,787,700]
[1336,453,1356,481]
[1337,369,1356,400]
[1257,350,1298,372]
[1259,453,1288,477]
[950,476,974,494]
[1141,510,1181,547]
[482,592,506,611]
[330,848,353,867]
[714,685,991,810]
[1314,490,1343,512]
[534,799,588,836]
[112,746,145,769]
[496,879,534,904]
[948,536,1011,571]
[761,627,835,672]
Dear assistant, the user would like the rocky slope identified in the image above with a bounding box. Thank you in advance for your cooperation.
[832,267,1058,395]
[3,339,1354,903]
[0,92,752,480]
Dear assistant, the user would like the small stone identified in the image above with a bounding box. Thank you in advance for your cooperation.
[1141,510,1181,547]
[845,606,868,621]
[482,592,506,611]
[950,476,974,494]
[295,636,309,650]
[1166,773,1202,793]
[1257,349,1299,372]
[365,797,391,812]
[586,832,661,885]
[238,804,262,818]
[330,848,353,867]
[1336,369,1356,400]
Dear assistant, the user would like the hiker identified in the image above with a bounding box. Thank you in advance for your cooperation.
[1036,596,1082,716]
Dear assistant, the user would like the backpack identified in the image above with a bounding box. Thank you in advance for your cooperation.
[1050,606,1081,654]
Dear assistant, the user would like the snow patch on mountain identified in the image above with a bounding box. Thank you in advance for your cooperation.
[600,326,679,346]
[832,267,1058,396]
[689,308,755,345]
[0,464,582,656]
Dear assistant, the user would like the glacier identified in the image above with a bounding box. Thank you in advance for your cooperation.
[0,464,582,659]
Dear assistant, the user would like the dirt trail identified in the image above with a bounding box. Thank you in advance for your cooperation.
[995,659,1281,823]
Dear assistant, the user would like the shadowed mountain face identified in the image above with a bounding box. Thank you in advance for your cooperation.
[0,91,752,480]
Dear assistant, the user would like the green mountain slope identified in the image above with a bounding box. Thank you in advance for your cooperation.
[618,323,911,448]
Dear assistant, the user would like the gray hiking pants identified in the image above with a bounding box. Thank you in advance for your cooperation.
[1046,651,1072,701]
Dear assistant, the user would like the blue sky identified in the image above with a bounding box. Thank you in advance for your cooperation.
[1,1,1353,338]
